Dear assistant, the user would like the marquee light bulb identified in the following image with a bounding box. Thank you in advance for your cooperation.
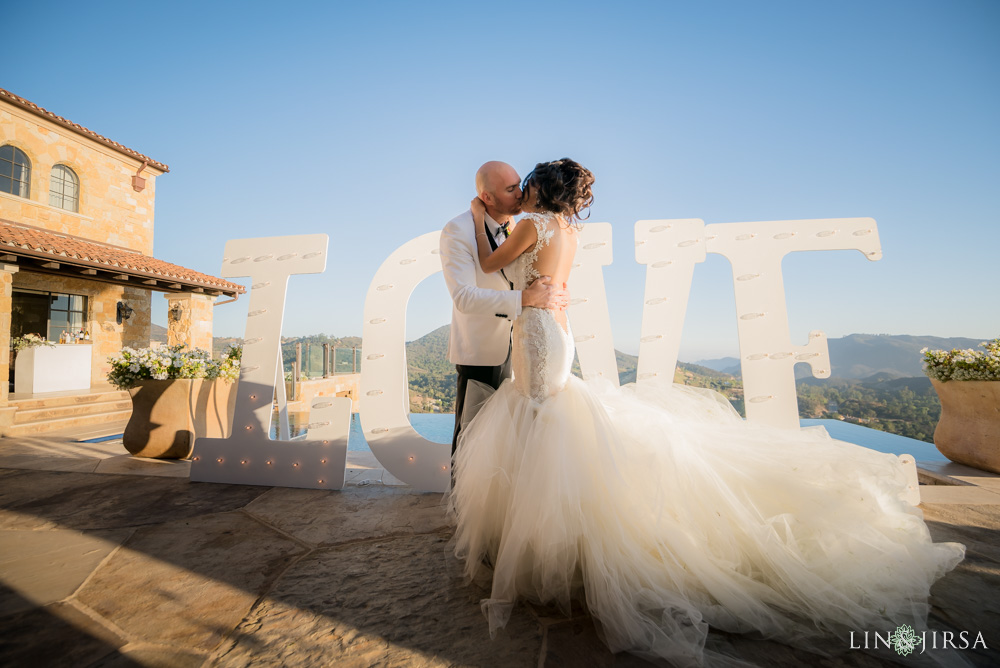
[216,458,223,463]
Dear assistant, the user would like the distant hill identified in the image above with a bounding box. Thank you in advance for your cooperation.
[580,332,978,443]
[700,334,985,380]
[797,372,932,392]
[210,334,362,372]
[150,323,168,344]
[207,328,974,441]
[570,349,640,384]
[400,325,944,440]
[405,325,455,412]
[404,327,740,413]
[406,324,450,370]
[693,356,739,373]
[214,336,243,356]
[280,334,362,376]
[821,334,984,379]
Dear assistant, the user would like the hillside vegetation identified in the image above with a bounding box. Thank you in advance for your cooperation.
[209,329,987,444]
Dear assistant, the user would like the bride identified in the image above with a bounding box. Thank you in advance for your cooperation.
[448,158,964,665]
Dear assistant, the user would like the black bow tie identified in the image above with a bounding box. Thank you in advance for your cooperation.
[497,222,511,239]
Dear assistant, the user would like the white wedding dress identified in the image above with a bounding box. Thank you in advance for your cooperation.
[449,213,964,665]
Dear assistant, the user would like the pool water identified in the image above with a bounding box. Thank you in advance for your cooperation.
[272,413,945,462]
[270,412,454,450]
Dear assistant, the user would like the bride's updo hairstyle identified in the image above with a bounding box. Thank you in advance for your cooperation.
[522,158,595,226]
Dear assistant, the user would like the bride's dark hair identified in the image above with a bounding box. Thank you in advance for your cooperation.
[522,158,594,225]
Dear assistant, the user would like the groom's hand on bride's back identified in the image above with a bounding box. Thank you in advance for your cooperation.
[523,276,570,311]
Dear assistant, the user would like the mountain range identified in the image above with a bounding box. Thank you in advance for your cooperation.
[194,327,984,442]
[695,334,985,380]
[194,327,981,390]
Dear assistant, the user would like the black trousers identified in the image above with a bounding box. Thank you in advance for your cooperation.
[452,345,512,460]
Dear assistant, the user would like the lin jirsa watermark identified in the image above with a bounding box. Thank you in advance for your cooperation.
[850,624,988,656]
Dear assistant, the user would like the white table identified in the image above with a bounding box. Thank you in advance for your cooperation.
[14,344,93,394]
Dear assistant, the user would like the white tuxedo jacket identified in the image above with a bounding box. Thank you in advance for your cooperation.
[440,209,521,366]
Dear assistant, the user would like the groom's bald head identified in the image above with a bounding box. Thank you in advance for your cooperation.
[476,161,523,217]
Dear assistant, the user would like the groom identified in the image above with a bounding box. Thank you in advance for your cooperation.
[440,161,568,464]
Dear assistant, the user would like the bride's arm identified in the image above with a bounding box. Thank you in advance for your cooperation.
[471,199,536,274]
[477,222,535,274]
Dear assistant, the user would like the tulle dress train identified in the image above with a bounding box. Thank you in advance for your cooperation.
[448,214,964,665]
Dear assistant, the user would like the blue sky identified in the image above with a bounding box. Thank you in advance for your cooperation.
[6,0,998,359]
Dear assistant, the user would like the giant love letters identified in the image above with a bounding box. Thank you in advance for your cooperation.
[190,216,919,504]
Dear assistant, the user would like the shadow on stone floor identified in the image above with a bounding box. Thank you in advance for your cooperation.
[0,467,552,666]
[0,583,139,666]
[2,466,998,667]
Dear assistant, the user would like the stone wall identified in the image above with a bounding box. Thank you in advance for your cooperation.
[0,101,163,254]
[166,293,215,351]
[11,271,151,387]
[0,266,16,405]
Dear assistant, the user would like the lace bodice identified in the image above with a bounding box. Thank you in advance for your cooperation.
[511,212,557,291]
[511,212,573,403]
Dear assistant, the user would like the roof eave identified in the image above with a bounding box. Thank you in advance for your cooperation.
[0,245,244,298]
[0,88,170,173]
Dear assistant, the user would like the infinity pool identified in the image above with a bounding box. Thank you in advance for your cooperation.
[272,413,946,463]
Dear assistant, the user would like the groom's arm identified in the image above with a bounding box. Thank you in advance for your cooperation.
[440,219,522,319]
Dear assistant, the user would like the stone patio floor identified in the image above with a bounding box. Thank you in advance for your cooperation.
[0,432,998,667]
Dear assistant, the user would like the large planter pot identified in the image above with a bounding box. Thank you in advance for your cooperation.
[930,379,1000,474]
[124,379,238,459]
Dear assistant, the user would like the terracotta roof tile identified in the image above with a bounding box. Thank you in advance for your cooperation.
[0,87,169,173]
[0,221,243,295]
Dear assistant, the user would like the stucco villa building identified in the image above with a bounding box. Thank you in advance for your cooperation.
[0,87,243,437]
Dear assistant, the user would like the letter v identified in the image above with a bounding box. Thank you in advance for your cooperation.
[634,219,707,384]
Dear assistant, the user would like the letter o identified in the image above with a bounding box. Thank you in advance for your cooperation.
[360,231,450,492]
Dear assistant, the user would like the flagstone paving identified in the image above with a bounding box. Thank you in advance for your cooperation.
[0,434,997,667]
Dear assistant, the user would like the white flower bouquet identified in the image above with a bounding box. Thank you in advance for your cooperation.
[921,339,1000,382]
[107,343,242,390]
[12,333,55,353]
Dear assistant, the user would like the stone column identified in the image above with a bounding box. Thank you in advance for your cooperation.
[0,265,19,411]
[121,286,152,351]
[165,293,215,351]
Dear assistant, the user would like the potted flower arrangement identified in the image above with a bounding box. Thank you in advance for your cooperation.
[108,344,242,459]
[12,333,55,354]
[922,338,1000,473]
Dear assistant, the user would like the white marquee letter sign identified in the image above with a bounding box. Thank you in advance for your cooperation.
[191,235,353,490]
[359,232,451,492]
[706,218,881,430]
[632,218,881,429]
[567,223,618,384]
[194,218,913,502]
[634,219,708,384]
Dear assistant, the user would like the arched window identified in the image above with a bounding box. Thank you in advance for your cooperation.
[49,164,80,212]
[0,145,31,198]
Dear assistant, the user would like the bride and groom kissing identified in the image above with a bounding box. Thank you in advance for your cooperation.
[439,159,964,665]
